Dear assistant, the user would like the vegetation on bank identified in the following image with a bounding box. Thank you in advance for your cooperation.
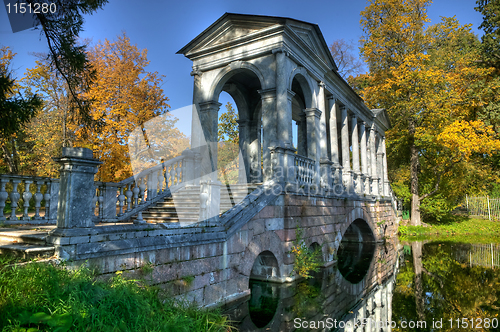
[399,217,500,240]
[0,259,234,332]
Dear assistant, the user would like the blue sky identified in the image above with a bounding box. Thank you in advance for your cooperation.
[0,0,484,135]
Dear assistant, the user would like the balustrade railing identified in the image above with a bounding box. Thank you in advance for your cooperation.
[294,155,315,186]
[92,154,187,223]
[0,175,59,224]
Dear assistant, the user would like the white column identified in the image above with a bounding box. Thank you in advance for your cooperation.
[351,115,361,193]
[382,136,390,196]
[305,108,322,187]
[341,106,352,192]
[199,101,221,181]
[328,97,342,187]
[370,124,379,196]
[360,121,369,194]
[318,82,328,160]
[377,133,385,196]
[259,89,277,182]
[275,49,292,147]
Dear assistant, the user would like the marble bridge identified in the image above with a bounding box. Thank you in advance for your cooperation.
[0,13,399,309]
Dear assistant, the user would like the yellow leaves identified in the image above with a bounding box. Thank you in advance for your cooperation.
[437,120,500,162]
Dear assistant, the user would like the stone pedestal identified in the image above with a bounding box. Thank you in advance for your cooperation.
[53,147,102,230]
[199,180,221,223]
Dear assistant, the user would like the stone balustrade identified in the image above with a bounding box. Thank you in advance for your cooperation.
[293,154,316,186]
[0,175,59,224]
[92,154,191,224]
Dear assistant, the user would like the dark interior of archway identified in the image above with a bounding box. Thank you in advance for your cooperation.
[248,280,280,328]
[291,78,306,108]
[337,220,376,284]
[224,71,262,119]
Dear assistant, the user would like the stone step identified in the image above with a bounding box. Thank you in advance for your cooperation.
[0,229,49,245]
[0,242,55,259]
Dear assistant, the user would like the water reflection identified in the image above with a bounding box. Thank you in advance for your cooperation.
[225,240,399,331]
[393,240,500,331]
[337,241,375,284]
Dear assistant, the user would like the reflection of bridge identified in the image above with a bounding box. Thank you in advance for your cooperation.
[226,239,400,331]
[0,14,399,308]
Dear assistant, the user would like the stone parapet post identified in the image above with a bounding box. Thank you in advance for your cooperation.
[53,147,102,230]
[181,149,199,184]
[199,180,221,223]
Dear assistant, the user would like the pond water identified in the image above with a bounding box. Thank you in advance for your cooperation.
[225,238,500,331]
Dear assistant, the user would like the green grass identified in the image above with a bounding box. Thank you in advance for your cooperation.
[0,260,234,332]
[399,217,500,241]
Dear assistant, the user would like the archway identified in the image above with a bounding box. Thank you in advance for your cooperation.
[250,250,280,282]
[211,67,264,184]
[337,219,376,284]
[290,73,313,157]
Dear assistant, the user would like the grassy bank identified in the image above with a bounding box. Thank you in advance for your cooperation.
[399,217,500,240]
[0,259,234,332]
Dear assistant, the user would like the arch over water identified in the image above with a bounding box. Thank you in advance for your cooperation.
[250,250,280,281]
[338,218,376,284]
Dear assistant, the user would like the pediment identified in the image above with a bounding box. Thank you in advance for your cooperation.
[177,13,338,72]
[372,108,392,130]
[289,24,337,71]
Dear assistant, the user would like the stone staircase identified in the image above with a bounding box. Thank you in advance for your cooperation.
[134,183,261,224]
[0,226,55,259]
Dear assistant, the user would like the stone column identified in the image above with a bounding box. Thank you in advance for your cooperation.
[328,98,343,187]
[190,68,204,150]
[377,133,385,196]
[259,88,277,182]
[305,108,322,187]
[382,136,390,196]
[370,125,379,196]
[351,114,361,194]
[247,119,262,183]
[53,147,102,230]
[360,121,369,195]
[274,49,292,147]
[341,106,353,193]
[297,115,307,156]
[318,82,328,160]
[199,101,221,181]
[236,119,250,184]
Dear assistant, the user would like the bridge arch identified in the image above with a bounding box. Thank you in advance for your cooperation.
[239,231,286,283]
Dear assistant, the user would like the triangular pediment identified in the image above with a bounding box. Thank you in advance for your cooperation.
[177,13,338,72]
[372,109,392,130]
[288,24,337,71]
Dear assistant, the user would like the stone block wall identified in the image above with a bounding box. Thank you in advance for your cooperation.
[56,192,398,308]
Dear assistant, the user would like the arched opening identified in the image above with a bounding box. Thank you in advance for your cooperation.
[337,219,376,284]
[248,280,280,329]
[214,68,264,184]
[250,250,280,282]
[291,74,313,158]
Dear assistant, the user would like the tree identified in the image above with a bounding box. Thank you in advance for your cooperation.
[217,102,239,184]
[358,0,500,224]
[27,0,109,140]
[329,39,365,81]
[476,0,500,70]
[0,46,42,174]
[77,33,175,182]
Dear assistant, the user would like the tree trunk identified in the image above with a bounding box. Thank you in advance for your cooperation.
[412,241,425,321]
[409,119,421,225]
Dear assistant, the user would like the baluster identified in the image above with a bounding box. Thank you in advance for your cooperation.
[43,181,51,220]
[34,181,44,220]
[22,180,33,220]
[9,180,21,221]
[170,164,175,186]
[92,186,98,218]
[126,184,133,212]
[98,186,104,218]
[118,186,126,216]
[133,182,140,207]
[181,159,186,184]
[0,178,9,221]
[157,170,163,194]
[139,177,147,204]
[176,162,181,185]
